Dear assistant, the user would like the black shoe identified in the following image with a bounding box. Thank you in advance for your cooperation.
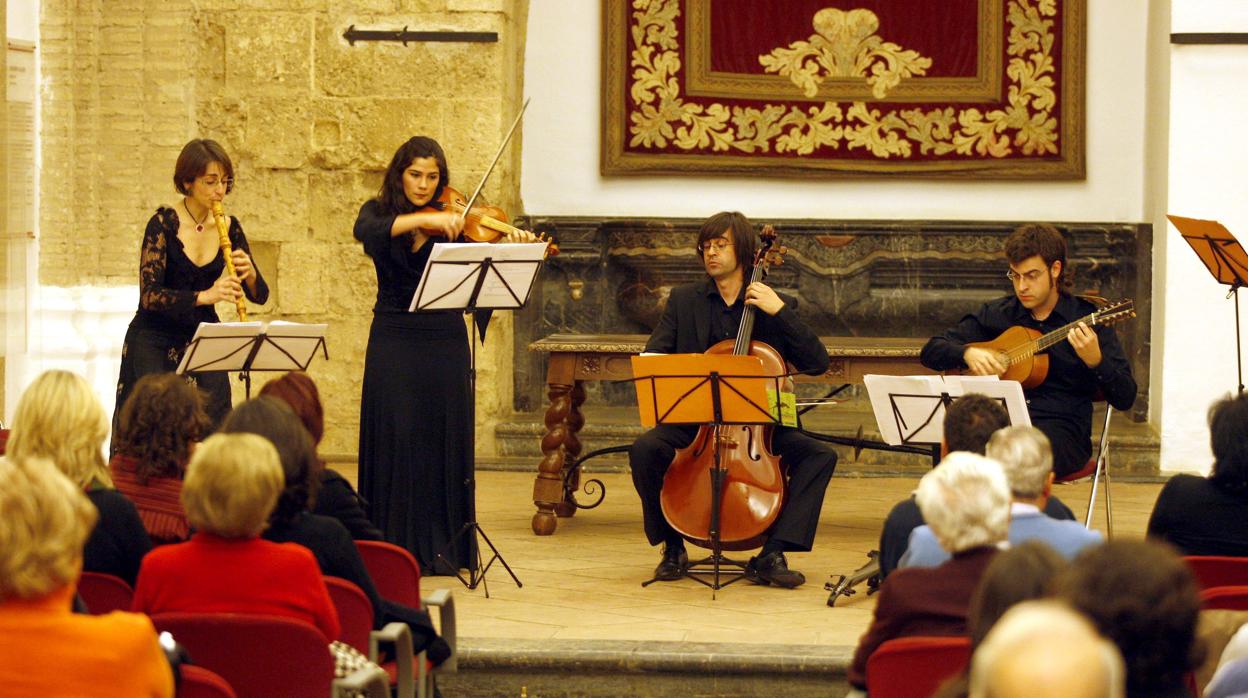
[652,544,689,581]
[745,551,806,588]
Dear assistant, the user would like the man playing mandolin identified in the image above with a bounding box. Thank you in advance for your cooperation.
[920,224,1137,477]
[629,211,838,588]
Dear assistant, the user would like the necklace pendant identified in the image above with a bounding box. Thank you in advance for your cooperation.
[195,224,204,233]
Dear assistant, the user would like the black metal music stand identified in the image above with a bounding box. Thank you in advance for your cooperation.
[630,353,786,598]
[1169,215,1248,394]
[411,242,548,597]
[177,321,329,397]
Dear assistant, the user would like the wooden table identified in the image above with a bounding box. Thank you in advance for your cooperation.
[526,333,930,535]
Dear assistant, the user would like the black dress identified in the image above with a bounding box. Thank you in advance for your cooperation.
[353,199,474,574]
[114,207,269,431]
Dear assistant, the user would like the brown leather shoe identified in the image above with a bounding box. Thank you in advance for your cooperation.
[653,544,689,581]
[745,551,806,588]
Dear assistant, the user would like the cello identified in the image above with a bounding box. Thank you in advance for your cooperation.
[659,226,790,551]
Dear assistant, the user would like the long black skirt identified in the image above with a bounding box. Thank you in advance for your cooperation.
[358,311,475,574]
[114,320,231,441]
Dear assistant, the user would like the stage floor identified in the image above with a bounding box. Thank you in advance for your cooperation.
[355,469,1164,648]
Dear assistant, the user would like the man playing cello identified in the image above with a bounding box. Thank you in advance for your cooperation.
[629,212,838,588]
[920,223,1137,477]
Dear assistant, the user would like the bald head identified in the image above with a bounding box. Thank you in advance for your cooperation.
[969,601,1124,698]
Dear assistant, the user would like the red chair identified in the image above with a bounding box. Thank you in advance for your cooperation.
[1185,556,1248,591]
[324,576,417,698]
[152,612,387,698]
[1200,586,1248,611]
[355,540,457,671]
[1056,404,1114,537]
[179,665,238,698]
[866,636,972,698]
[77,571,134,614]
[0,427,9,454]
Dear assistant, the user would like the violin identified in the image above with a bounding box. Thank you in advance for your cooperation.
[659,226,789,551]
[424,185,558,254]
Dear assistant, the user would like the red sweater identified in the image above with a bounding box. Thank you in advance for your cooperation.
[132,533,339,641]
[110,454,190,544]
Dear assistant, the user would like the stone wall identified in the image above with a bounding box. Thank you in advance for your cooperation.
[38,0,529,458]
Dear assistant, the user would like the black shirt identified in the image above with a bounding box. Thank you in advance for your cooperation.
[1147,473,1248,556]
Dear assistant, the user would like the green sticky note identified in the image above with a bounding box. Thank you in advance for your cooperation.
[768,389,798,427]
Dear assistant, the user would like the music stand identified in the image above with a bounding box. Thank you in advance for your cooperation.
[176,320,329,397]
[411,241,548,597]
[630,353,787,597]
[825,375,1028,606]
[1168,215,1248,394]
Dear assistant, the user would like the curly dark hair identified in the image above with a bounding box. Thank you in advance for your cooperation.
[968,541,1067,649]
[1054,540,1204,695]
[1209,392,1248,497]
[944,393,1010,455]
[376,136,448,216]
[220,396,322,526]
[114,373,211,484]
[1004,223,1073,291]
[259,371,324,446]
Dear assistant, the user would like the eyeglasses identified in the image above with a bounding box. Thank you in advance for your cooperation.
[698,239,734,253]
[198,177,234,190]
[1005,269,1048,283]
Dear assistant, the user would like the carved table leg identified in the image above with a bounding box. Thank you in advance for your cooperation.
[532,354,577,535]
[554,381,586,518]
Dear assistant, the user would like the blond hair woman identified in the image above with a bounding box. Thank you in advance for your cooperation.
[0,456,173,696]
[7,370,151,584]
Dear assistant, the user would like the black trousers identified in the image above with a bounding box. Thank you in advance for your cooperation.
[629,424,838,552]
[1033,418,1092,479]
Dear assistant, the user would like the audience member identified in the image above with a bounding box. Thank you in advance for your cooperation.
[968,600,1126,698]
[933,541,1069,698]
[111,373,212,544]
[221,397,449,664]
[0,455,173,696]
[259,371,384,540]
[902,426,1102,568]
[1206,623,1248,698]
[848,452,1012,689]
[1148,392,1248,556]
[7,369,152,584]
[1055,540,1203,698]
[131,432,340,640]
[878,394,1075,577]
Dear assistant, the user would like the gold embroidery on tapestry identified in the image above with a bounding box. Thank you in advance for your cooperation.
[627,0,1059,159]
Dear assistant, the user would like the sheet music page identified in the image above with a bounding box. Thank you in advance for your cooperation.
[864,374,1030,445]
[410,242,547,311]
[175,322,263,374]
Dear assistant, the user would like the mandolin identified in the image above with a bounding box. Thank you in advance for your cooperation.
[965,298,1136,388]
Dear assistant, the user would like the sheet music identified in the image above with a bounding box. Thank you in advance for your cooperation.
[864,374,1030,446]
[410,242,547,311]
[176,322,263,374]
[251,321,329,370]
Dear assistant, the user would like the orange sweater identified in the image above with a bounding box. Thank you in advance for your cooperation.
[0,584,174,697]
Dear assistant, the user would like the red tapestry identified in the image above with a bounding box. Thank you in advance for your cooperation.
[601,0,1085,178]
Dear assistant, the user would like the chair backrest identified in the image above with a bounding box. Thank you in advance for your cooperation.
[180,665,239,698]
[324,576,374,652]
[1201,586,1248,611]
[866,635,972,698]
[355,540,422,609]
[152,613,333,698]
[1185,556,1248,591]
[77,571,135,615]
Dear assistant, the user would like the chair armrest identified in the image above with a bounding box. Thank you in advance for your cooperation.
[368,622,414,698]
[332,664,389,698]
[423,588,457,674]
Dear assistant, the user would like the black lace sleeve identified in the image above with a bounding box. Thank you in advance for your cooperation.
[228,217,270,305]
[138,210,198,312]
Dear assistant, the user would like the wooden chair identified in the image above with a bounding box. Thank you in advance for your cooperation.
[355,539,458,677]
[151,612,387,698]
[323,576,418,698]
[866,635,972,698]
[1056,405,1114,537]
[1185,556,1248,591]
[77,571,134,614]
[179,665,238,698]
[1201,586,1248,611]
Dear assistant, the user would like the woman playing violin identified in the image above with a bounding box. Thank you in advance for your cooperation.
[353,135,535,574]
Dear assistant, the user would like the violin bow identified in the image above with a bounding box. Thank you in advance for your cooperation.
[459,98,530,218]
